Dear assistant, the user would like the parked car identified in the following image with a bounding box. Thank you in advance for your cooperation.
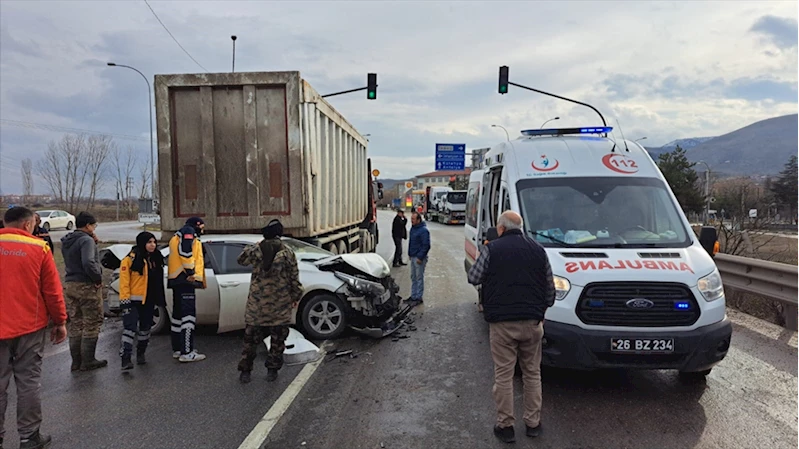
[36,210,75,231]
[100,235,404,340]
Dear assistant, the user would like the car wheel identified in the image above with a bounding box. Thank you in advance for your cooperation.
[66,221,74,230]
[150,305,169,334]
[301,294,348,340]
[43,222,50,232]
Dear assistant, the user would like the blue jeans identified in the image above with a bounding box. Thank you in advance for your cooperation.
[410,257,427,300]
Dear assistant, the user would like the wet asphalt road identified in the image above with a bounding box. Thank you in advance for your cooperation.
[3,210,797,449]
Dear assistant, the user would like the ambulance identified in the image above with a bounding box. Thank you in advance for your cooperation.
[464,126,732,378]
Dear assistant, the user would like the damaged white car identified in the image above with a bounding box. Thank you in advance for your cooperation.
[101,235,406,340]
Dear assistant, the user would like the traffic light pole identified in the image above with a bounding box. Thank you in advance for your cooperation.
[508,82,607,127]
[321,86,367,98]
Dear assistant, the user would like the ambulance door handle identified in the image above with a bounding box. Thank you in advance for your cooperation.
[220,282,241,288]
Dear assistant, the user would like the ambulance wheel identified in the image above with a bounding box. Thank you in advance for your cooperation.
[150,305,169,335]
[301,294,348,340]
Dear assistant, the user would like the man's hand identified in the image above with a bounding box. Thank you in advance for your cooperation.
[187,275,196,282]
[416,258,423,265]
[94,283,102,289]
[51,323,67,344]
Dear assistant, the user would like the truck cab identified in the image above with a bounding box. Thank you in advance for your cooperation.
[464,126,732,378]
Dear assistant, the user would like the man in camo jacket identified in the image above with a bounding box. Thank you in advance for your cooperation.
[236,219,303,384]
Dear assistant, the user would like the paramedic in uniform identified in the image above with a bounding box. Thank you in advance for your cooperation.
[467,210,555,444]
[167,217,207,363]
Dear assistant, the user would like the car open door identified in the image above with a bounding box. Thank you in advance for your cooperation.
[207,242,253,333]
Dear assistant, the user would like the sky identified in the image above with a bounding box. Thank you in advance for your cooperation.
[0,1,797,196]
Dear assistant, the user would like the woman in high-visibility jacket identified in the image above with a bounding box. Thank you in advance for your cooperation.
[118,231,165,370]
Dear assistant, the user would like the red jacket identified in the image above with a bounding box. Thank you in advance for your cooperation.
[0,228,67,339]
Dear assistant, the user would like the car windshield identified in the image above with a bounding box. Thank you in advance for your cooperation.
[37,210,53,216]
[516,177,691,248]
[282,237,334,261]
[447,192,467,204]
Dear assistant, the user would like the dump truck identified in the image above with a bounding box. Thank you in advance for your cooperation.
[154,71,382,254]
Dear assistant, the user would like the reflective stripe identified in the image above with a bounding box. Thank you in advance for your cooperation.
[121,335,134,344]
[168,268,185,278]
[171,326,181,333]
[181,315,196,324]
[130,295,144,302]
[122,330,136,337]
[181,322,196,330]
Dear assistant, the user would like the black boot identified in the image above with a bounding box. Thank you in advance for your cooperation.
[266,369,278,382]
[240,371,252,384]
[136,348,147,365]
[80,337,108,371]
[19,430,52,449]
[69,337,82,372]
[121,354,133,371]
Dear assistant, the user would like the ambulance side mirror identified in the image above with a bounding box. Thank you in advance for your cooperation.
[698,226,718,258]
[485,227,499,243]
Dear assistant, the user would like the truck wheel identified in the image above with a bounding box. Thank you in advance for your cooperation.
[369,233,377,252]
[326,243,339,255]
[301,294,348,340]
[337,240,347,254]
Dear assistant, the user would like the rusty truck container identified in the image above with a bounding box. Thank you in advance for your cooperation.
[155,71,370,242]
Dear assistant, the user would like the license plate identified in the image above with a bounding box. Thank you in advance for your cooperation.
[611,338,674,353]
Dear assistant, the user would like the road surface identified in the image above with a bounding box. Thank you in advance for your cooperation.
[50,220,161,243]
[3,211,796,449]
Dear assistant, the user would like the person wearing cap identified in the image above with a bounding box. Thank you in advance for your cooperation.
[391,208,408,267]
[235,219,303,384]
[167,217,207,363]
[117,231,165,370]
[61,211,106,372]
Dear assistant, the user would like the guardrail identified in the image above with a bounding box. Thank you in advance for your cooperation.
[715,253,798,329]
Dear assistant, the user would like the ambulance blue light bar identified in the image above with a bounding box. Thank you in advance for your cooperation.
[520,126,613,137]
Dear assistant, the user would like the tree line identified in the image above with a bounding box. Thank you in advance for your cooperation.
[19,133,154,217]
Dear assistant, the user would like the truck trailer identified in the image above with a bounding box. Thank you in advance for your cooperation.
[154,71,381,254]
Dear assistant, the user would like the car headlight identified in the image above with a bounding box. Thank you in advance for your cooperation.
[334,272,386,296]
[553,275,571,300]
[697,269,724,301]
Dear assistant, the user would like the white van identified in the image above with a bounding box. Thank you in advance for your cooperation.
[464,126,732,378]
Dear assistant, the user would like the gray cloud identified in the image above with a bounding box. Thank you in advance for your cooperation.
[750,15,798,49]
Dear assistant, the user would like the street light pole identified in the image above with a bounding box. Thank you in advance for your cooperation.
[697,160,711,224]
[540,116,560,128]
[107,62,155,207]
[491,124,510,141]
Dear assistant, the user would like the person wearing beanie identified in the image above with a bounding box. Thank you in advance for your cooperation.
[117,231,166,370]
[60,211,107,372]
[167,217,207,362]
[235,219,303,384]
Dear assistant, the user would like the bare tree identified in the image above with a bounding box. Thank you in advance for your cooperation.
[21,158,33,203]
[84,135,115,210]
[37,134,89,211]
[138,162,150,199]
[111,146,138,219]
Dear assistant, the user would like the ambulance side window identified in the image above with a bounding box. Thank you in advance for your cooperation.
[466,181,480,228]
[502,190,510,212]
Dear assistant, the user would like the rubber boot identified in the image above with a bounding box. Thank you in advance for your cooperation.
[69,337,82,372]
[266,369,278,382]
[80,337,108,371]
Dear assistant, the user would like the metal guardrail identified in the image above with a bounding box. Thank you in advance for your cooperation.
[715,253,798,304]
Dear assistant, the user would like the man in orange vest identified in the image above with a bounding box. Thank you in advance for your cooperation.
[0,207,67,449]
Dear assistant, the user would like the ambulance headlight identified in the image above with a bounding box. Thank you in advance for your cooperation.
[553,276,571,301]
[697,269,724,301]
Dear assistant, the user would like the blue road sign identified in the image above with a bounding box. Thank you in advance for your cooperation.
[435,143,465,170]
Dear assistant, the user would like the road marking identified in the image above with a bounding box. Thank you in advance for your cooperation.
[237,342,328,449]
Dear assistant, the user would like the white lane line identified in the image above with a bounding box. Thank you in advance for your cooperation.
[237,342,328,449]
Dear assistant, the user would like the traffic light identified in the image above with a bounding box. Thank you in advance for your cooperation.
[367,73,377,100]
[498,66,509,94]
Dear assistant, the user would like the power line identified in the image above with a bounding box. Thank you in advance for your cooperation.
[143,0,209,72]
[0,119,150,142]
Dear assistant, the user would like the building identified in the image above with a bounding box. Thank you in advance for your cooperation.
[413,169,472,190]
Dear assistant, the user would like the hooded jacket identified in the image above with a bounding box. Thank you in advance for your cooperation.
[61,230,102,284]
[408,221,431,260]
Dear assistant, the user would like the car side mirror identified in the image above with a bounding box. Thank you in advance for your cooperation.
[698,226,718,257]
[485,227,499,242]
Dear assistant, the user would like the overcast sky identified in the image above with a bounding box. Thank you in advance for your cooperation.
[1,1,797,196]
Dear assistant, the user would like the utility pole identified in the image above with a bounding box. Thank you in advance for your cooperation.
[231,35,237,72]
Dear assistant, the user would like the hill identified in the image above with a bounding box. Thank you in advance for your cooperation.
[686,114,797,176]
[645,137,715,159]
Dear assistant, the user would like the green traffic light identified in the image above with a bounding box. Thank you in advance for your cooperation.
[499,86,507,93]
[368,91,376,99]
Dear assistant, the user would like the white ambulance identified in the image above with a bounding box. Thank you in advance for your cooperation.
[464,126,732,378]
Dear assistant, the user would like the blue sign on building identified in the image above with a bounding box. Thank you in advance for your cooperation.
[435,143,466,171]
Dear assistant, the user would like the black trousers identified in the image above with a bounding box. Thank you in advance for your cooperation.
[170,285,196,355]
[393,237,403,264]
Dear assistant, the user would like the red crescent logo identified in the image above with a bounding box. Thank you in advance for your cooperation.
[602,153,639,174]
[532,156,560,172]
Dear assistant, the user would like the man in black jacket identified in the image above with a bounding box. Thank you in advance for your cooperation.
[467,210,555,444]
[391,209,408,267]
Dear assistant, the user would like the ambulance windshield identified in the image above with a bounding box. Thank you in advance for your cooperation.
[516,177,691,248]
